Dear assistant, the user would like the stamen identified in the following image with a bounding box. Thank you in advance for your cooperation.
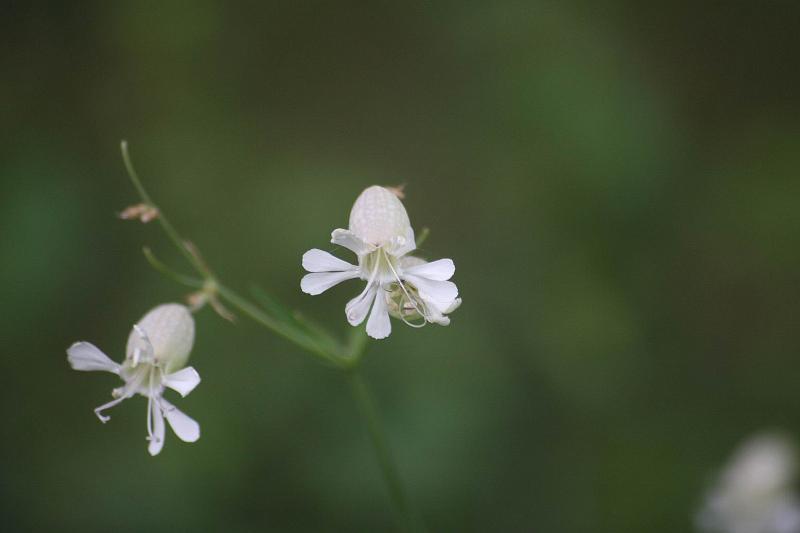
[145,368,156,442]
[94,396,127,423]
[382,248,431,325]
[398,294,428,328]
[131,325,155,366]
[94,365,150,423]
[146,395,153,440]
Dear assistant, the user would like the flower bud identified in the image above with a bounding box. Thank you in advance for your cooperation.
[348,186,412,246]
[126,303,195,373]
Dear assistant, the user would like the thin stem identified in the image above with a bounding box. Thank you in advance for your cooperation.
[121,141,211,278]
[142,247,205,289]
[215,283,345,367]
[343,327,369,368]
[249,284,345,357]
[348,369,424,532]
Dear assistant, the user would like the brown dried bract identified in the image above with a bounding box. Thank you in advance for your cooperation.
[119,203,159,223]
[385,184,406,199]
[187,283,236,323]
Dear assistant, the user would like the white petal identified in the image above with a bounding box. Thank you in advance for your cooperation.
[404,274,459,309]
[302,249,357,273]
[444,297,462,314]
[162,367,201,397]
[67,342,120,373]
[428,312,450,326]
[301,271,359,295]
[331,229,374,256]
[148,400,165,456]
[366,289,391,339]
[416,293,460,326]
[345,284,377,326]
[403,258,455,281]
[160,398,200,443]
[400,256,427,269]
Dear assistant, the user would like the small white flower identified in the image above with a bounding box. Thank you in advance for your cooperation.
[301,185,460,339]
[696,432,800,533]
[67,303,201,456]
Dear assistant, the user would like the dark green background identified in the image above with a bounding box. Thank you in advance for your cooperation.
[2,2,799,531]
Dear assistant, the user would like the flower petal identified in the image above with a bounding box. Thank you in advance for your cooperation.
[148,400,165,456]
[331,229,375,256]
[302,249,357,273]
[345,284,377,326]
[403,258,455,281]
[163,367,201,397]
[426,298,461,326]
[67,342,121,374]
[444,297,462,314]
[366,289,391,339]
[404,275,459,309]
[160,398,200,443]
[429,314,450,326]
[301,271,360,295]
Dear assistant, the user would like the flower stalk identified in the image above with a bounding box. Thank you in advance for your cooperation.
[119,141,421,530]
[347,368,424,533]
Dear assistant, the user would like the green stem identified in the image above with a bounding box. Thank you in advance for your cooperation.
[347,369,423,532]
[142,247,205,289]
[121,141,211,279]
[216,283,345,367]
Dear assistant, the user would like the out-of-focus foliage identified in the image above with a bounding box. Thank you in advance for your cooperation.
[1,2,799,531]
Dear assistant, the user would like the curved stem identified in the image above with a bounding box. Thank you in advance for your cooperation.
[142,247,205,289]
[121,141,211,278]
[347,368,424,532]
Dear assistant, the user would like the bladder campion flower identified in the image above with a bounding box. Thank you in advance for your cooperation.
[696,432,800,533]
[301,185,460,339]
[67,303,201,456]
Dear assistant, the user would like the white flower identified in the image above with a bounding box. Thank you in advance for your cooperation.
[67,303,201,456]
[696,432,800,533]
[301,185,460,339]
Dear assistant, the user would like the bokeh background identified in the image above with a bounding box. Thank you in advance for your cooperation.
[2,2,799,531]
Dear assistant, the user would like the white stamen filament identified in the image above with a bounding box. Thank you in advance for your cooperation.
[146,395,153,440]
[146,367,157,443]
[94,396,127,423]
[381,247,431,327]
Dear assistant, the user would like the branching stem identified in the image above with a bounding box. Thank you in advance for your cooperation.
[119,141,422,530]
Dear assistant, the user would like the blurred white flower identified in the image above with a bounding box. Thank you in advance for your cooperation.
[696,432,800,533]
[301,185,460,339]
[67,303,201,456]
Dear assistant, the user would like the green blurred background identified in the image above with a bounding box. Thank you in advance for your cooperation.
[2,2,799,531]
